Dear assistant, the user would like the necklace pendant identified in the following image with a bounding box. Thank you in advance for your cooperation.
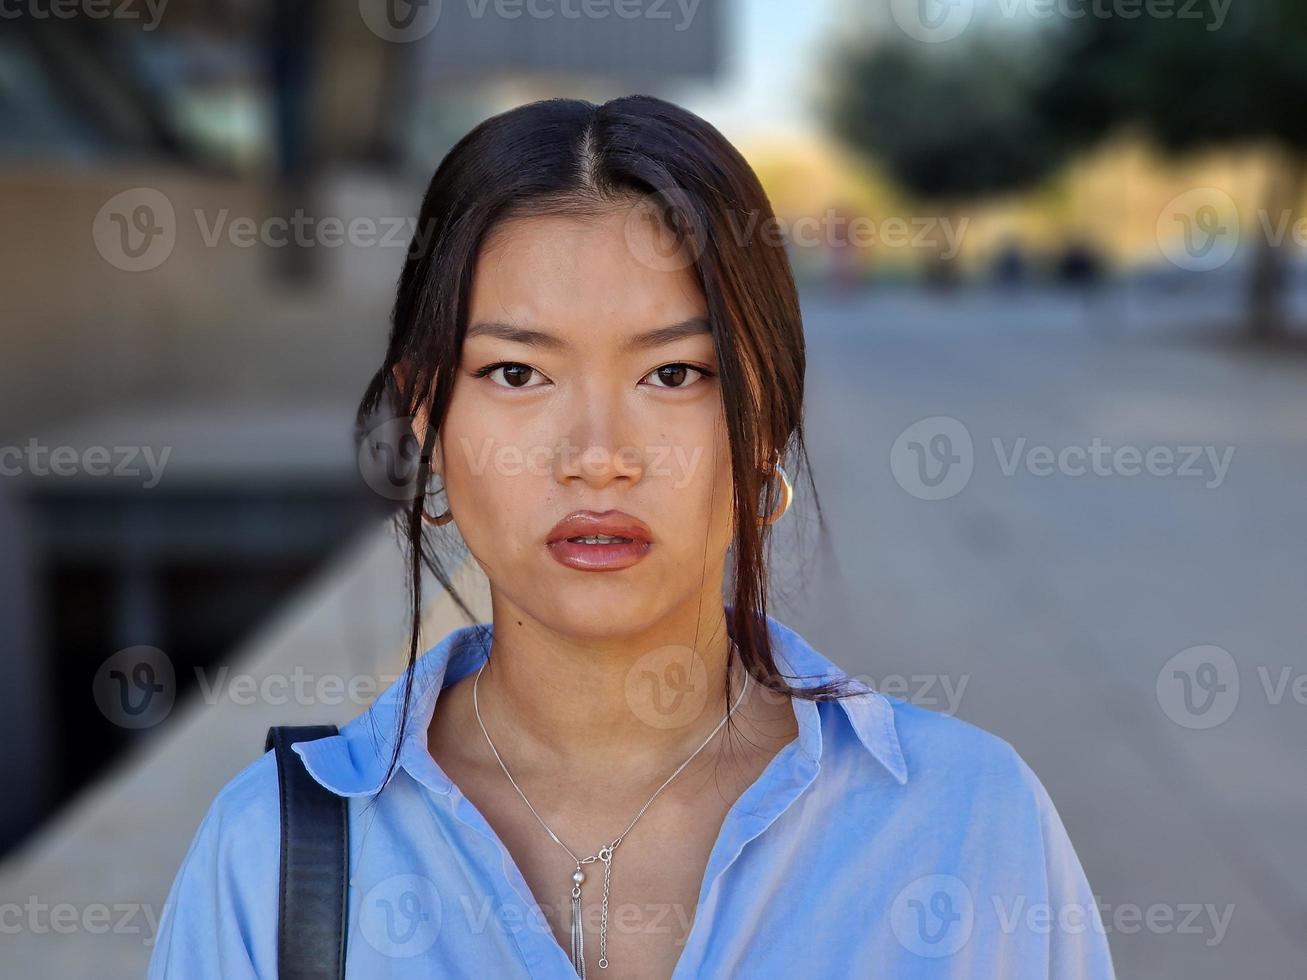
[570,865,587,979]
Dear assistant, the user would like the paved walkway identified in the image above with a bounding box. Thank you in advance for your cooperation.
[777,284,1307,977]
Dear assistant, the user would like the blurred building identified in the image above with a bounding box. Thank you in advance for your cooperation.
[0,0,726,857]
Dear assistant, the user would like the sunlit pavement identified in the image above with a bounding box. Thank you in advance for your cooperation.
[782,282,1307,977]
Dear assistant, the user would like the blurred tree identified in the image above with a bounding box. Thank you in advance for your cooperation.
[1037,0,1307,340]
[826,4,1305,337]
[824,37,1070,285]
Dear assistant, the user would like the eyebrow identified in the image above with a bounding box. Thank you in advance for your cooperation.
[464,315,712,354]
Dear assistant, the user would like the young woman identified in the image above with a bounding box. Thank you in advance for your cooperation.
[148,96,1116,979]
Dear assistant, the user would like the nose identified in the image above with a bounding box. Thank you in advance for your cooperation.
[555,387,647,490]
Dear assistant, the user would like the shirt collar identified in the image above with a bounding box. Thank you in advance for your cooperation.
[765,614,908,785]
[294,612,907,796]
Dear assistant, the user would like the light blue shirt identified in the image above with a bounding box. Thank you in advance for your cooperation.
[148,614,1117,978]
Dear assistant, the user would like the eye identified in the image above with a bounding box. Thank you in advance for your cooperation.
[472,361,550,389]
[641,363,715,389]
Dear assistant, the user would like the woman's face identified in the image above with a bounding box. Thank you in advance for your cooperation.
[427,204,734,638]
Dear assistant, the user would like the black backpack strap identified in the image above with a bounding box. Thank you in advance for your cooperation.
[265,725,349,980]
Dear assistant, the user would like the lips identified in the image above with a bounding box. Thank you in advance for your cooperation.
[546,510,653,545]
[546,510,653,572]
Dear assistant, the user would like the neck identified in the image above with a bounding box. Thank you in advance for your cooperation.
[472,597,752,781]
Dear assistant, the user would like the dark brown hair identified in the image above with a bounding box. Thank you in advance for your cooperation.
[355,94,856,801]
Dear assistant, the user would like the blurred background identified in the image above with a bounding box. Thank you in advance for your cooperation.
[1,0,1304,976]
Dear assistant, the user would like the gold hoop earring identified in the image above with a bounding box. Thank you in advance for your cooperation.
[421,506,454,527]
[758,463,792,525]
[421,480,454,526]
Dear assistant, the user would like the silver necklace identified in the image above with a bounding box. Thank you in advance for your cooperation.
[472,653,751,978]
